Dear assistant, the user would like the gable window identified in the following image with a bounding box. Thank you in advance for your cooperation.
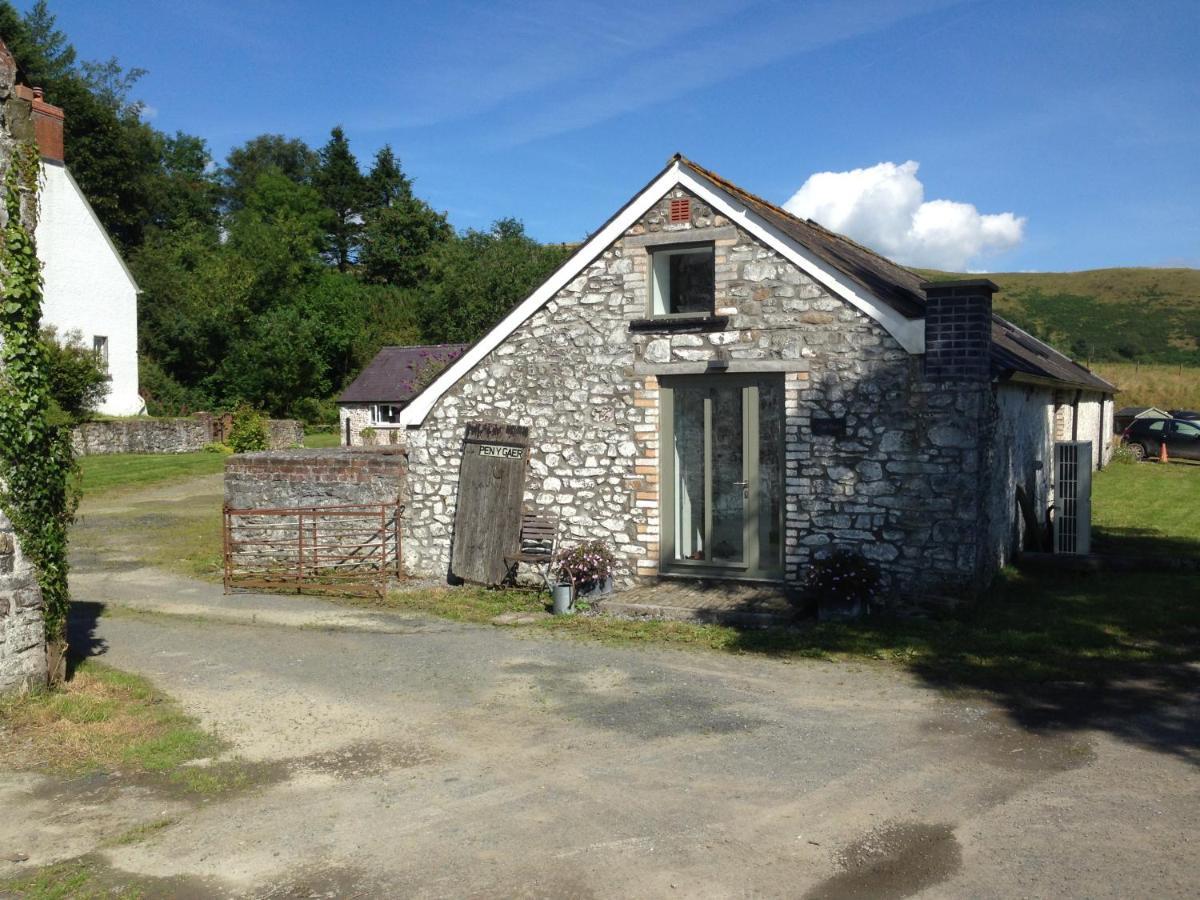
[93,335,109,372]
[371,403,403,425]
[651,244,714,316]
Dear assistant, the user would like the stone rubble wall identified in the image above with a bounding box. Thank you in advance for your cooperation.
[72,416,304,455]
[0,506,45,694]
[403,186,994,600]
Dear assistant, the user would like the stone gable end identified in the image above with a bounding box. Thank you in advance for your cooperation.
[404,186,987,597]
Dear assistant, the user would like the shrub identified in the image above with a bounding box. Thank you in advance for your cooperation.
[40,326,110,422]
[359,426,377,446]
[1109,443,1138,465]
[554,540,617,587]
[797,549,881,612]
[228,404,269,453]
[203,441,234,454]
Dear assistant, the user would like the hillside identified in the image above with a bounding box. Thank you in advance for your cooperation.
[917,267,1200,367]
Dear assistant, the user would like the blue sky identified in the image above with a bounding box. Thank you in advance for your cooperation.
[21,0,1200,271]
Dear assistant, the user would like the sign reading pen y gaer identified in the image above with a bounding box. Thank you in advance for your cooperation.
[478,444,525,459]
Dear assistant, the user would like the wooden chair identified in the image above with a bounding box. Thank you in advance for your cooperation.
[502,512,558,593]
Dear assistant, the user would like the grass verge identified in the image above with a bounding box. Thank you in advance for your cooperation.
[78,452,226,499]
[379,566,1199,686]
[0,659,249,796]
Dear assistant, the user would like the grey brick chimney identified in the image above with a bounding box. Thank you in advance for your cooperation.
[921,279,998,381]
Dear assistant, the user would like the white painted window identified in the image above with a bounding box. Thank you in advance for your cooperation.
[651,244,714,316]
[371,403,403,424]
[92,335,109,372]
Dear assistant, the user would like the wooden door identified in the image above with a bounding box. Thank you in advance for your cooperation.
[449,422,530,585]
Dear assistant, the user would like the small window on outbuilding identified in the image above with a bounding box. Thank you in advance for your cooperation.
[651,245,714,316]
[371,403,403,424]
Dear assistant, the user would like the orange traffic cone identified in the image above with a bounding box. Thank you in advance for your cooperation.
[1159,439,1169,463]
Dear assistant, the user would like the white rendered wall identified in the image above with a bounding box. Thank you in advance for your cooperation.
[36,162,142,415]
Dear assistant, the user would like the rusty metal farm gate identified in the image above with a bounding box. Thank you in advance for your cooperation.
[223,502,403,597]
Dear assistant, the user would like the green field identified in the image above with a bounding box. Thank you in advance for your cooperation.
[1089,362,1200,411]
[919,267,1200,367]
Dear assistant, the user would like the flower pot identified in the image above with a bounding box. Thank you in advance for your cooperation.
[551,583,575,615]
[817,594,866,621]
[577,576,614,599]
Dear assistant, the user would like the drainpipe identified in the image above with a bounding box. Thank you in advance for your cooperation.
[1071,389,1081,441]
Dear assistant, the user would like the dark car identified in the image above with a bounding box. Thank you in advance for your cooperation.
[1122,417,1200,460]
[1169,409,1200,420]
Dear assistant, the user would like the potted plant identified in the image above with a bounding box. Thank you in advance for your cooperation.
[800,549,881,620]
[554,540,618,604]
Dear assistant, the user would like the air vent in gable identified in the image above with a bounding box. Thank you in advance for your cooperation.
[669,198,691,223]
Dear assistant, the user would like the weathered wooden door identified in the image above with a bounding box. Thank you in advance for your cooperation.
[449,422,530,585]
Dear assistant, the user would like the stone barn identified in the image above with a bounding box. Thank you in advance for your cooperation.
[388,155,1115,601]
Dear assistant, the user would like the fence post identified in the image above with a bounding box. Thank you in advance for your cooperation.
[222,505,232,594]
[296,510,304,594]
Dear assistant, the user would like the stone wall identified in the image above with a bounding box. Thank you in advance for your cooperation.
[403,186,992,600]
[72,416,304,456]
[0,506,45,694]
[225,448,407,511]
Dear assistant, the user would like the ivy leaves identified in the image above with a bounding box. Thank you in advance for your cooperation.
[0,140,77,646]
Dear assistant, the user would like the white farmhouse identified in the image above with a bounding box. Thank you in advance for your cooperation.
[18,85,143,416]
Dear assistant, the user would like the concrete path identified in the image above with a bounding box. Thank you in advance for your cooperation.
[2,474,1197,898]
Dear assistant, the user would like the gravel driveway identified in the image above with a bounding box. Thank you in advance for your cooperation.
[2,476,1197,898]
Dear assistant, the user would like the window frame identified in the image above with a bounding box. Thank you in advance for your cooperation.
[648,241,716,319]
[92,335,109,373]
[370,403,404,426]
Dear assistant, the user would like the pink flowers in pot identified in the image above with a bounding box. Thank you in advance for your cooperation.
[553,540,617,588]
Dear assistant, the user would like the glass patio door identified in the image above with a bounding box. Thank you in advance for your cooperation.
[661,376,783,579]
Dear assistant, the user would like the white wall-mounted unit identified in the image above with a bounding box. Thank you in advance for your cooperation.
[1053,441,1093,555]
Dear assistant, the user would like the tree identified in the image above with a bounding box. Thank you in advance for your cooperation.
[417,218,572,343]
[314,126,366,271]
[222,134,318,210]
[359,197,452,288]
[365,144,412,209]
[145,131,221,233]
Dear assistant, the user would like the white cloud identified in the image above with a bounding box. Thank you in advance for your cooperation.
[782,161,1025,271]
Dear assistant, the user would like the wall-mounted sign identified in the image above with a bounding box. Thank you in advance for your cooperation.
[811,417,847,437]
[479,444,525,460]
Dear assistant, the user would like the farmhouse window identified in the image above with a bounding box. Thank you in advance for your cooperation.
[93,335,109,371]
[371,403,403,424]
[650,244,714,316]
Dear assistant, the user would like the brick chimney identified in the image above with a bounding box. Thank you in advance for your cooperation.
[13,84,64,162]
[921,279,997,381]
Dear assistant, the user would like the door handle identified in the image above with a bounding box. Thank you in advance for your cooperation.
[732,481,748,487]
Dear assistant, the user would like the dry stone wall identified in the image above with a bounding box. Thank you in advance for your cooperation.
[0,506,44,693]
[72,416,304,455]
[404,186,993,600]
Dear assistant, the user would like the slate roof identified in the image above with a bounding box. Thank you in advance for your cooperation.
[675,155,1116,394]
[338,344,468,404]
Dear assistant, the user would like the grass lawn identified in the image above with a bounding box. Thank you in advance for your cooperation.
[78,452,226,499]
[0,658,250,796]
[302,430,341,448]
[1092,459,1200,558]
